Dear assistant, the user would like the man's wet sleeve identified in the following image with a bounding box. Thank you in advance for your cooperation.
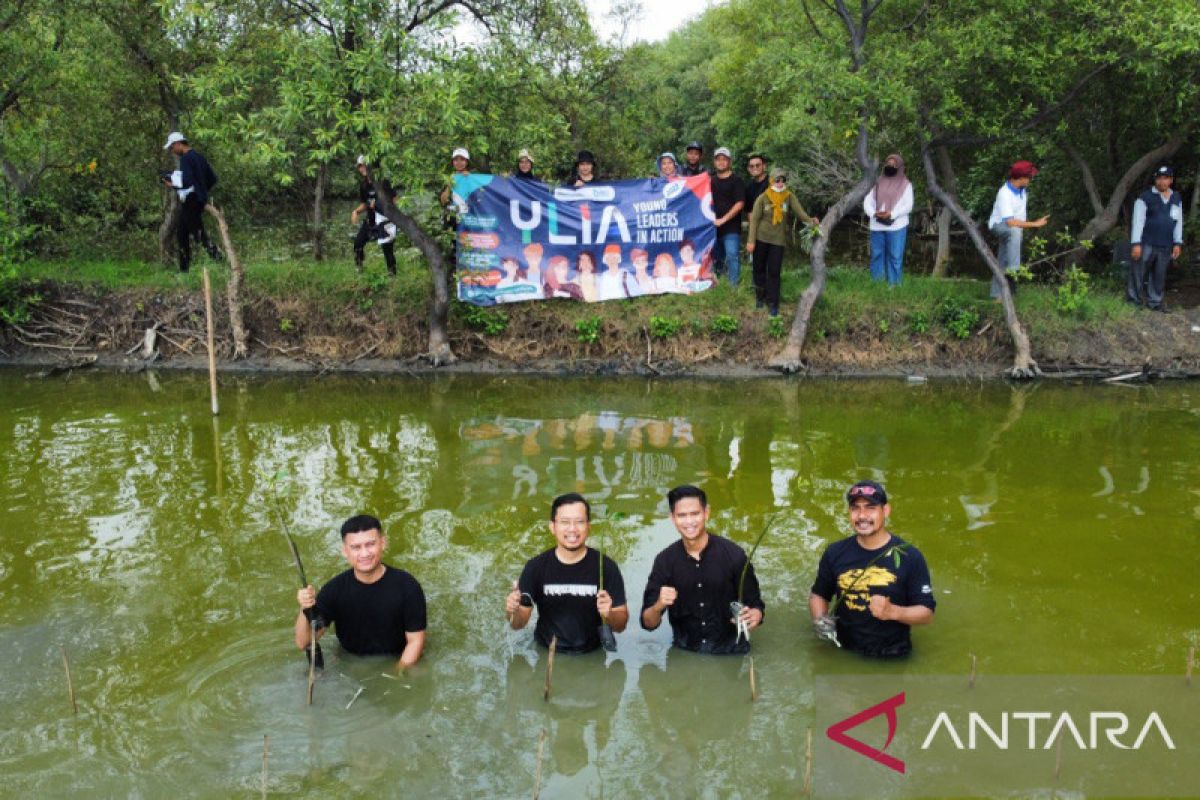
[906,550,937,612]
[605,557,627,607]
[810,549,835,601]
[403,576,428,632]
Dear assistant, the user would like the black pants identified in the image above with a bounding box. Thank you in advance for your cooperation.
[177,197,217,273]
[354,220,396,274]
[752,241,785,309]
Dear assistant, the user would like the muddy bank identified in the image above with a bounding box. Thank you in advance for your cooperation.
[4,282,1200,379]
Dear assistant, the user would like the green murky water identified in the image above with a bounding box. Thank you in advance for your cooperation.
[1,369,1197,798]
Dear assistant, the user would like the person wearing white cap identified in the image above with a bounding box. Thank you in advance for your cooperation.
[161,132,221,273]
[1129,165,1184,312]
[710,146,746,286]
[351,157,397,274]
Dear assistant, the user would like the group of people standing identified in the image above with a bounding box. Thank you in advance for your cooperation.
[294,481,937,669]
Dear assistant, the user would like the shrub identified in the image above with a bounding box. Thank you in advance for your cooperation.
[575,316,601,344]
[766,316,788,338]
[458,303,509,336]
[1054,265,1092,318]
[710,314,739,334]
[649,315,681,339]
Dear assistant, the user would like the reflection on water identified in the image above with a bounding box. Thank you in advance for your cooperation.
[0,369,1197,796]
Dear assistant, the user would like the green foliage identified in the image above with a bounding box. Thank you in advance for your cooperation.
[0,209,41,325]
[459,303,509,336]
[1054,265,1092,319]
[907,310,930,336]
[575,316,601,345]
[766,316,787,338]
[710,314,739,335]
[936,297,982,340]
[877,318,890,335]
[649,315,682,339]
[279,317,295,333]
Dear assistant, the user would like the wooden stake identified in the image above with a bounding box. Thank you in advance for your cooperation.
[532,727,547,800]
[1187,646,1195,687]
[802,727,813,798]
[306,620,318,706]
[260,734,269,800]
[543,636,557,702]
[748,655,758,702]
[201,268,219,416]
[969,653,977,689]
[60,645,77,715]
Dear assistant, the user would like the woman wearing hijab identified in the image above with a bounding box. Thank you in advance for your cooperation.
[862,154,914,285]
[747,167,820,316]
[513,149,538,181]
[657,152,679,179]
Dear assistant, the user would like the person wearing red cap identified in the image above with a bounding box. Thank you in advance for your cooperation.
[1129,165,1184,311]
[809,480,936,658]
[986,160,1049,299]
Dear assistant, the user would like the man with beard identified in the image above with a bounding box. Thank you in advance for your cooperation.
[506,493,629,653]
[681,141,706,177]
[809,480,935,658]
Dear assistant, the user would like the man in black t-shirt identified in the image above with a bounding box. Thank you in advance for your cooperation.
[710,147,746,285]
[744,154,769,218]
[352,157,398,274]
[296,514,427,668]
[809,481,935,658]
[681,142,706,177]
[641,485,765,655]
[505,493,628,653]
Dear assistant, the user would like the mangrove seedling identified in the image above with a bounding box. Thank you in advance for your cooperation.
[263,469,323,703]
[731,514,777,645]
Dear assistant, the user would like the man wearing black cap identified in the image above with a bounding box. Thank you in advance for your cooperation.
[1129,165,1184,312]
[681,142,706,177]
[809,481,935,658]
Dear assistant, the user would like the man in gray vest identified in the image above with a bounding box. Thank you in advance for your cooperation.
[1129,165,1184,312]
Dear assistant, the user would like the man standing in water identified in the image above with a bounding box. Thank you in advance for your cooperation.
[809,481,935,658]
[641,485,764,654]
[296,514,426,668]
[506,493,628,653]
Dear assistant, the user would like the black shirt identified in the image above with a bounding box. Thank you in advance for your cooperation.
[681,162,706,177]
[359,179,394,213]
[711,173,747,237]
[314,565,427,656]
[519,548,626,654]
[641,534,764,654]
[810,534,935,658]
[744,177,769,215]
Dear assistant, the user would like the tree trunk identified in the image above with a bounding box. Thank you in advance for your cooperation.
[1071,134,1185,262]
[933,206,952,278]
[769,124,875,372]
[921,144,1039,379]
[159,188,180,265]
[1191,164,1200,233]
[371,177,455,365]
[932,145,958,278]
[312,163,327,261]
[203,204,249,359]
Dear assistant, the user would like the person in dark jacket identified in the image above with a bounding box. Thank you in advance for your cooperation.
[163,132,221,273]
[681,142,706,177]
[1129,165,1185,311]
[351,156,398,274]
[513,148,539,181]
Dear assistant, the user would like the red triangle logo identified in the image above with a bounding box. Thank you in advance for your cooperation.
[825,691,906,774]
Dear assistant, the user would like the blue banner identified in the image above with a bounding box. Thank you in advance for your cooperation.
[453,174,717,305]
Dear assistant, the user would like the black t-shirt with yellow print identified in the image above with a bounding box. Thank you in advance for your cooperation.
[811,534,935,658]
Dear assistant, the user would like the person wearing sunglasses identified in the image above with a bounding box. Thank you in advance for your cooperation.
[746,167,820,316]
[808,480,936,658]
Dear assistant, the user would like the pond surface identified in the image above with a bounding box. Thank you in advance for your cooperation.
[1,370,1197,798]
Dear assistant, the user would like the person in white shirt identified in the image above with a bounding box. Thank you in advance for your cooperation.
[986,160,1048,298]
[862,154,914,285]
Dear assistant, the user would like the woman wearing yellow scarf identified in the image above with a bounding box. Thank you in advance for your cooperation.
[746,167,820,316]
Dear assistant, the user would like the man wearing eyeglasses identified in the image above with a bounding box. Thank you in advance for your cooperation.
[505,493,629,653]
[808,480,935,658]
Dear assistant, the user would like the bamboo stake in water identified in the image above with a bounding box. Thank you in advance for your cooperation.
[533,727,547,800]
[748,655,758,702]
[60,645,77,715]
[201,268,219,416]
[543,636,557,702]
[1187,646,1195,687]
[260,735,269,800]
[969,653,978,689]
[802,728,813,797]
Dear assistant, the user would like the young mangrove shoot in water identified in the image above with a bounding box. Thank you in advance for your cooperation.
[263,469,323,703]
[731,514,776,645]
[543,635,558,702]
